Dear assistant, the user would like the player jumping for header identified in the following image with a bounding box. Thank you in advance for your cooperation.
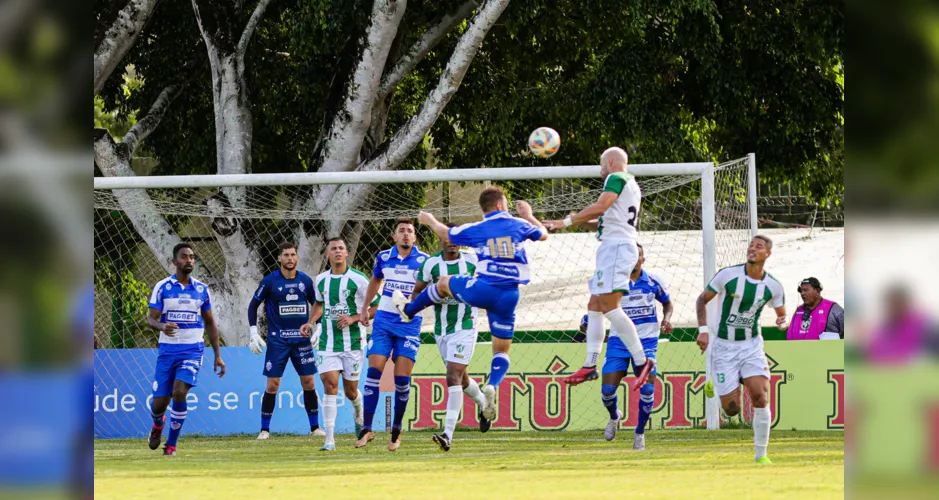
[544,147,652,390]
[392,186,548,423]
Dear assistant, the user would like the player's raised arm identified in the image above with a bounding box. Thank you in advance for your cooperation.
[544,193,618,232]
[418,211,451,243]
[515,200,548,240]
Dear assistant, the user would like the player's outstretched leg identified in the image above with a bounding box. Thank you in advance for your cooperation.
[601,383,622,441]
[464,376,490,432]
[482,351,510,420]
[395,286,445,323]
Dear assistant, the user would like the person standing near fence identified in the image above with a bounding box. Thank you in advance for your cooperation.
[146,242,225,456]
[247,242,324,440]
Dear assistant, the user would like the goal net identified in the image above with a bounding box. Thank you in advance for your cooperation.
[93,157,754,438]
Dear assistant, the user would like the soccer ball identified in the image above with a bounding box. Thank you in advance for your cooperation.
[528,127,560,158]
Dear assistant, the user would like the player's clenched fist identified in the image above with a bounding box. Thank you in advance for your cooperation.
[696,331,709,353]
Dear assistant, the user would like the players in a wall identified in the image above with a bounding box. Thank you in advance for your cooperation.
[544,147,653,390]
[695,235,787,464]
[301,237,372,451]
[247,243,324,440]
[596,243,673,451]
[356,218,430,451]
[395,186,549,425]
[145,242,225,456]
[412,224,490,451]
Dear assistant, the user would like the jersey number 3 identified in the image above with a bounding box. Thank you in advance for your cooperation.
[487,236,515,258]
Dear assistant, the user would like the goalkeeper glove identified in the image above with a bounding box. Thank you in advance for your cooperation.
[249,326,266,354]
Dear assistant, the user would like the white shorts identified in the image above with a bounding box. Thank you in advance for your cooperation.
[317,350,364,381]
[710,336,770,397]
[436,330,477,366]
[588,239,639,295]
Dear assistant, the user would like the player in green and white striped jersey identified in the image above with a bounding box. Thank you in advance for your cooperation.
[695,235,787,464]
[301,237,371,451]
[412,226,489,451]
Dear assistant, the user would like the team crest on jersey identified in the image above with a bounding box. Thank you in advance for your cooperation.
[165,283,172,290]
[265,361,273,371]
[381,253,390,261]
[342,289,353,299]
[278,286,283,291]
[152,380,158,391]
[417,256,426,263]
[298,282,306,293]
[196,285,204,293]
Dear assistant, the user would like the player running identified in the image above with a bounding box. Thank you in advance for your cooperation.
[247,243,323,440]
[598,244,673,450]
[355,218,430,451]
[411,224,490,451]
[146,243,225,456]
[393,186,548,423]
[696,235,786,464]
[545,147,652,390]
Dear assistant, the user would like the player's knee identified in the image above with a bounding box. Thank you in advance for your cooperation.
[266,377,281,393]
[445,370,463,387]
[171,388,188,403]
[437,276,452,297]
[723,400,741,417]
[299,376,316,391]
[343,386,358,401]
[751,393,769,408]
[639,383,654,397]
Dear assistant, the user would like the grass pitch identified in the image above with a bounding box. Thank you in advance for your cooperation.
[95,430,843,499]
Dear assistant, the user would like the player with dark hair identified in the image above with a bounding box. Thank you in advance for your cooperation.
[146,242,225,455]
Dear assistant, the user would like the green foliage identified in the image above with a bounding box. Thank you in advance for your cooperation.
[95,0,844,205]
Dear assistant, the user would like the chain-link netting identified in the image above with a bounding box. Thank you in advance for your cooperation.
[94,159,754,438]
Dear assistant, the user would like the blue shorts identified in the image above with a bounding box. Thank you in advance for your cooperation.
[602,336,658,378]
[152,347,204,397]
[263,339,317,378]
[368,312,422,362]
[448,276,519,339]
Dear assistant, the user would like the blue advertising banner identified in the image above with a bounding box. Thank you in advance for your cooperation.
[94,347,390,439]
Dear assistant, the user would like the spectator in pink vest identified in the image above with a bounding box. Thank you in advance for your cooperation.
[787,277,844,340]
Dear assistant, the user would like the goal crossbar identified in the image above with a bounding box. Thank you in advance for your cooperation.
[93,162,713,190]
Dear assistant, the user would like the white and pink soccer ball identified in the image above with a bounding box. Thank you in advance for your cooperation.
[527,127,560,158]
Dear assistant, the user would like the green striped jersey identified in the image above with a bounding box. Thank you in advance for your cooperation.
[313,267,371,353]
[417,251,478,336]
[707,265,785,341]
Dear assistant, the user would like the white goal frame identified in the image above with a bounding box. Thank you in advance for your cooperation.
[94,154,759,431]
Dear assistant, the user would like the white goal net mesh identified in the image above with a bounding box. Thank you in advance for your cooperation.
[93,158,752,438]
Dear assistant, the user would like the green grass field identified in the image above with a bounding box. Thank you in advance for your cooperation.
[95,430,844,499]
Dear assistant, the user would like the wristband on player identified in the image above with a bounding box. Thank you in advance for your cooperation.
[562,216,574,228]
[697,326,710,335]
[250,326,258,337]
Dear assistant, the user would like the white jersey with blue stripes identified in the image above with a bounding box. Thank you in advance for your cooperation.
[611,269,670,340]
[447,210,545,287]
[148,274,211,350]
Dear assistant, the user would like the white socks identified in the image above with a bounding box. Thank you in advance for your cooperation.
[445,386,463,437]
[584,311,605,367]
[350,390,363,420]
[753,406,771,460]
[464,378,486,409]
[605,308,646,365]
[323,394,337,445]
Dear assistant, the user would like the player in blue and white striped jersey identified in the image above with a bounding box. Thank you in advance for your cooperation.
[145,243,225,456]
[599,244,673,450]
[395,186,549,423]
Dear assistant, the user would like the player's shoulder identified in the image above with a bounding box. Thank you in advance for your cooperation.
[717,264,746,277]
[376,247,394,260]
[296,270,314,281]
[414,247,430,259]
[645,270,667,287]
[314,270,330,283]
[189,276,210,295]
[763,271,784,289]
[348,267,370,282]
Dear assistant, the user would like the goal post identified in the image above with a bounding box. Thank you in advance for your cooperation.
[93,157,755,438]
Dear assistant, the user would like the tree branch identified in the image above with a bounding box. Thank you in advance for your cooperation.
[376,0,479,101]
[94,0,162,94]
[317,0,407,175]
[122,84,184,156]
[237,0,274,59]
[362,0,509,174]
[324,0,509,217]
